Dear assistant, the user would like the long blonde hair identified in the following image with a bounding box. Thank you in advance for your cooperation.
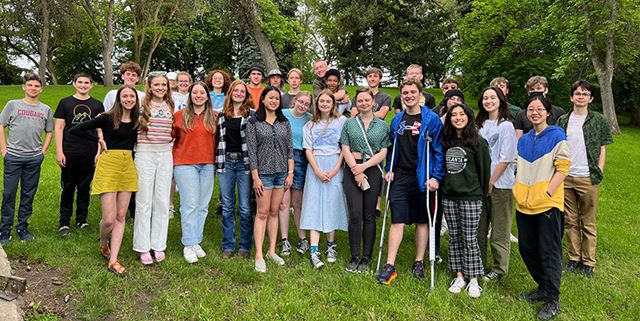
[222,79,252,118]
[311,89,340,123]
[141,74,175,133]
[182,82,217,133]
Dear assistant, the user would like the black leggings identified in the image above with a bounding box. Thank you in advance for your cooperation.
[343,166,382,258]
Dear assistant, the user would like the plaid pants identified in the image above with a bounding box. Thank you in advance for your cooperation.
[444,198,484,278]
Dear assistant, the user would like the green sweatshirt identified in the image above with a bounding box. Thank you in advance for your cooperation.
[441,138,491,201]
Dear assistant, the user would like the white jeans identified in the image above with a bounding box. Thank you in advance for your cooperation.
[133,150,173,252]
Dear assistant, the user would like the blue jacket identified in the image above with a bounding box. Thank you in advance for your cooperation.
[386,106,444,192]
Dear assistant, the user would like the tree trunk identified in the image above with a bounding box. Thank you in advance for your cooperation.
[236,0,279,71]
[38,0,50,83]
[82,0,115,86]
[46,56,58,84]
[596,71,620,134]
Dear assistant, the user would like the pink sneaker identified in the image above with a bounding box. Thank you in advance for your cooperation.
[154,251,166,263]
[140,252,153,265]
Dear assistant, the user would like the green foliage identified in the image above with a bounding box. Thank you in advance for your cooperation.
[256,0,301,53]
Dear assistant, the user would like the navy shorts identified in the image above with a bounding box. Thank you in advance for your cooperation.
[292,149,308,190]
[388,172,427,225]
[259,172,287,189]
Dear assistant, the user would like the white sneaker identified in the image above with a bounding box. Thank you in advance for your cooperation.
[267,253,285,266]
[510,233,519,243]
[183,246,198,263]
[169,205,175,219]
[326,244,337,263]
[466,279,482,298]
[440,219,449,236]
[255,258,267,273]
[448,277,467,294]
[192,244,206,258]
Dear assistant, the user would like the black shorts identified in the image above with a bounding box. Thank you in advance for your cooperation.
[388,172,427,225]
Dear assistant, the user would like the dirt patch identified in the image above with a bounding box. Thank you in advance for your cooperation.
[9,258,76,319]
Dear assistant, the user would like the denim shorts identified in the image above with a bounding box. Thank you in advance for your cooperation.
[259,172,287,189]
[292,149,308,190]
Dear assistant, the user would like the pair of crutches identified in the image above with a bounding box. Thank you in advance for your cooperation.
[375,133,437,291]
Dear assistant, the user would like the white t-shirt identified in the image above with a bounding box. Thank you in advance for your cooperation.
[479,119,517,189]
[103,89,145,112]
[172,91,188,111]
[567,113,590,177]
[303,116,346,156]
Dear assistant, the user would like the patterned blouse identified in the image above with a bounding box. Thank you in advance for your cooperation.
[340,116,390,159]
[246,116,293,174]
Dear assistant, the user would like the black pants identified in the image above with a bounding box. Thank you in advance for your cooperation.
[516,208,564,302]
[433,191,443,257]
[59,154,95,227]
[343,166,382,258]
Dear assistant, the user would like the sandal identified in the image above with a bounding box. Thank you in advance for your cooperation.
[100,241,111,259]
[154,251,165,263]
[108,260,126,275]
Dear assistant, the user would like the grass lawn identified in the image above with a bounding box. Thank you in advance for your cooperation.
[1,84,639,320]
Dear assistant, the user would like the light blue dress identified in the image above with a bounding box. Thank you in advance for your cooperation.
[300,116,348,232]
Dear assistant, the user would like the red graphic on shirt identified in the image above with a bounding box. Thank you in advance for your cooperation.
[411,121,421,135]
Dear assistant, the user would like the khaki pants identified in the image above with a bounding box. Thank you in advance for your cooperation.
[478,188,513,275]
[564,176,599,267]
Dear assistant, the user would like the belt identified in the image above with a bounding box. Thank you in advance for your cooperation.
[226,152,243,160]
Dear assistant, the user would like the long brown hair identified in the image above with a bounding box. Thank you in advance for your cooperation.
[222,79,252,118]
[140,74,175,133]
[108,85,141,130]
[182,82,217,133]
[311,89,340,123]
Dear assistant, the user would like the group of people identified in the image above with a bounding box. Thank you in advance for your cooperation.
[0,59,612,321]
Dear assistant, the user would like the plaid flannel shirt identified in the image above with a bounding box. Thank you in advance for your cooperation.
[216,112,253,173]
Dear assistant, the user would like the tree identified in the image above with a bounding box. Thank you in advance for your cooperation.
[234,0,280,71]
[80,0,117,86]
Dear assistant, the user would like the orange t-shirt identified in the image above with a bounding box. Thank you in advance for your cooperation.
[247,85,264,110]
[172,109,216,166]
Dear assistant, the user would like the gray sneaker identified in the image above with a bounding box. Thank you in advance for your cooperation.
[345,257,359,272]
[326,244,337,263]
[267,253,285,266]
[255,258,267,273]
[296,238,309,254]
[356,256,371,273]
[310,252,324,269]
[281,239,292,256]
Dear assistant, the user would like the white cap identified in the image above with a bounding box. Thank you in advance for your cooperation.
[166,71,178,80]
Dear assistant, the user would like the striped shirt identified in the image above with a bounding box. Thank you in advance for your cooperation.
[137,101,173,152]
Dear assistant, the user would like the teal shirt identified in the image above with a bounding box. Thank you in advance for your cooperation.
[340,116,390,158]
[210,91,225,111]
[283,109,311,150]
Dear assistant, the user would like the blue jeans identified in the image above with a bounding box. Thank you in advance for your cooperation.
[218,159,253,253]
[1,153,44,233]
[174,164,214,246]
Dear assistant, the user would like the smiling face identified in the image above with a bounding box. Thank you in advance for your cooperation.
[482,89,500,115]
[316,93,334,115]
[120,88,138,110]
[450,106,469,134]
[288,72,301,89]
[262,89,280,112]
[22,80,43,99]
[366,73,381,88]
[122,70,140,86]
[211,72,225,90]
[325,75,339,92]
[406,67,423,81]
[190,84,209,108]
[356,91,374,113]
[401,84,421,109]
[150,76,168,100]
[73,77,93,96]
[268,75,282,88]
[249,70,263,86]
[314,60,328,78]
[177,74,191,93]
[231,83,247,104]
[570,86,593,109]
[442,82,458,94]
[526,98,548,126]
[294,95,311,114]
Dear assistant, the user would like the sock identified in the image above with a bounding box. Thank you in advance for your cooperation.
[327,240,335,248]
[310,245,319,253]
[281,238,287,242]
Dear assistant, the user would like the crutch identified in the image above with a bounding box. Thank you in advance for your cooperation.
[375,134,398,274]
[425,135,438,291]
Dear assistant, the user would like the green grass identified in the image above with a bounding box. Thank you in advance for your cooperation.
[1,85,639,320]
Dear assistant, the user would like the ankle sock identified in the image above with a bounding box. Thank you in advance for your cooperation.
[327,241,335,247]
[310,245,319,253]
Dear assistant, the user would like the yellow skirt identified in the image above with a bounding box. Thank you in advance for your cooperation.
[91,150,138,195]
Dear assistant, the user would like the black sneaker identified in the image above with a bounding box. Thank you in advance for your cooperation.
[296,238,309,254]
[356,256,371,273]
[345,257,359,272]
[16,229,34,241]
[215,204,223,219]
[564,260,581,273]
[537,301,560,320]
[375,209,381,218]
[376,264,397,285]
[520,288,547,303]
[58,226,70,237]
[579,264,594,278]
[483,270,503,282]
[0,231,10,245]
[412,260,425,279]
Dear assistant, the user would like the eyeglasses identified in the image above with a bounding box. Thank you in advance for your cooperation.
[573,92,591,97]
[527,108,547,114]
[178,80,191,84]
[296,100,311,108]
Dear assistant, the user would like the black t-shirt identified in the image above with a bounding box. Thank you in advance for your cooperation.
[54,96,105,155]
[396,112,422,174]
[224,117,243,152]
[70,113,137,151]
[393,91,436,111]
[514,104,565,134]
